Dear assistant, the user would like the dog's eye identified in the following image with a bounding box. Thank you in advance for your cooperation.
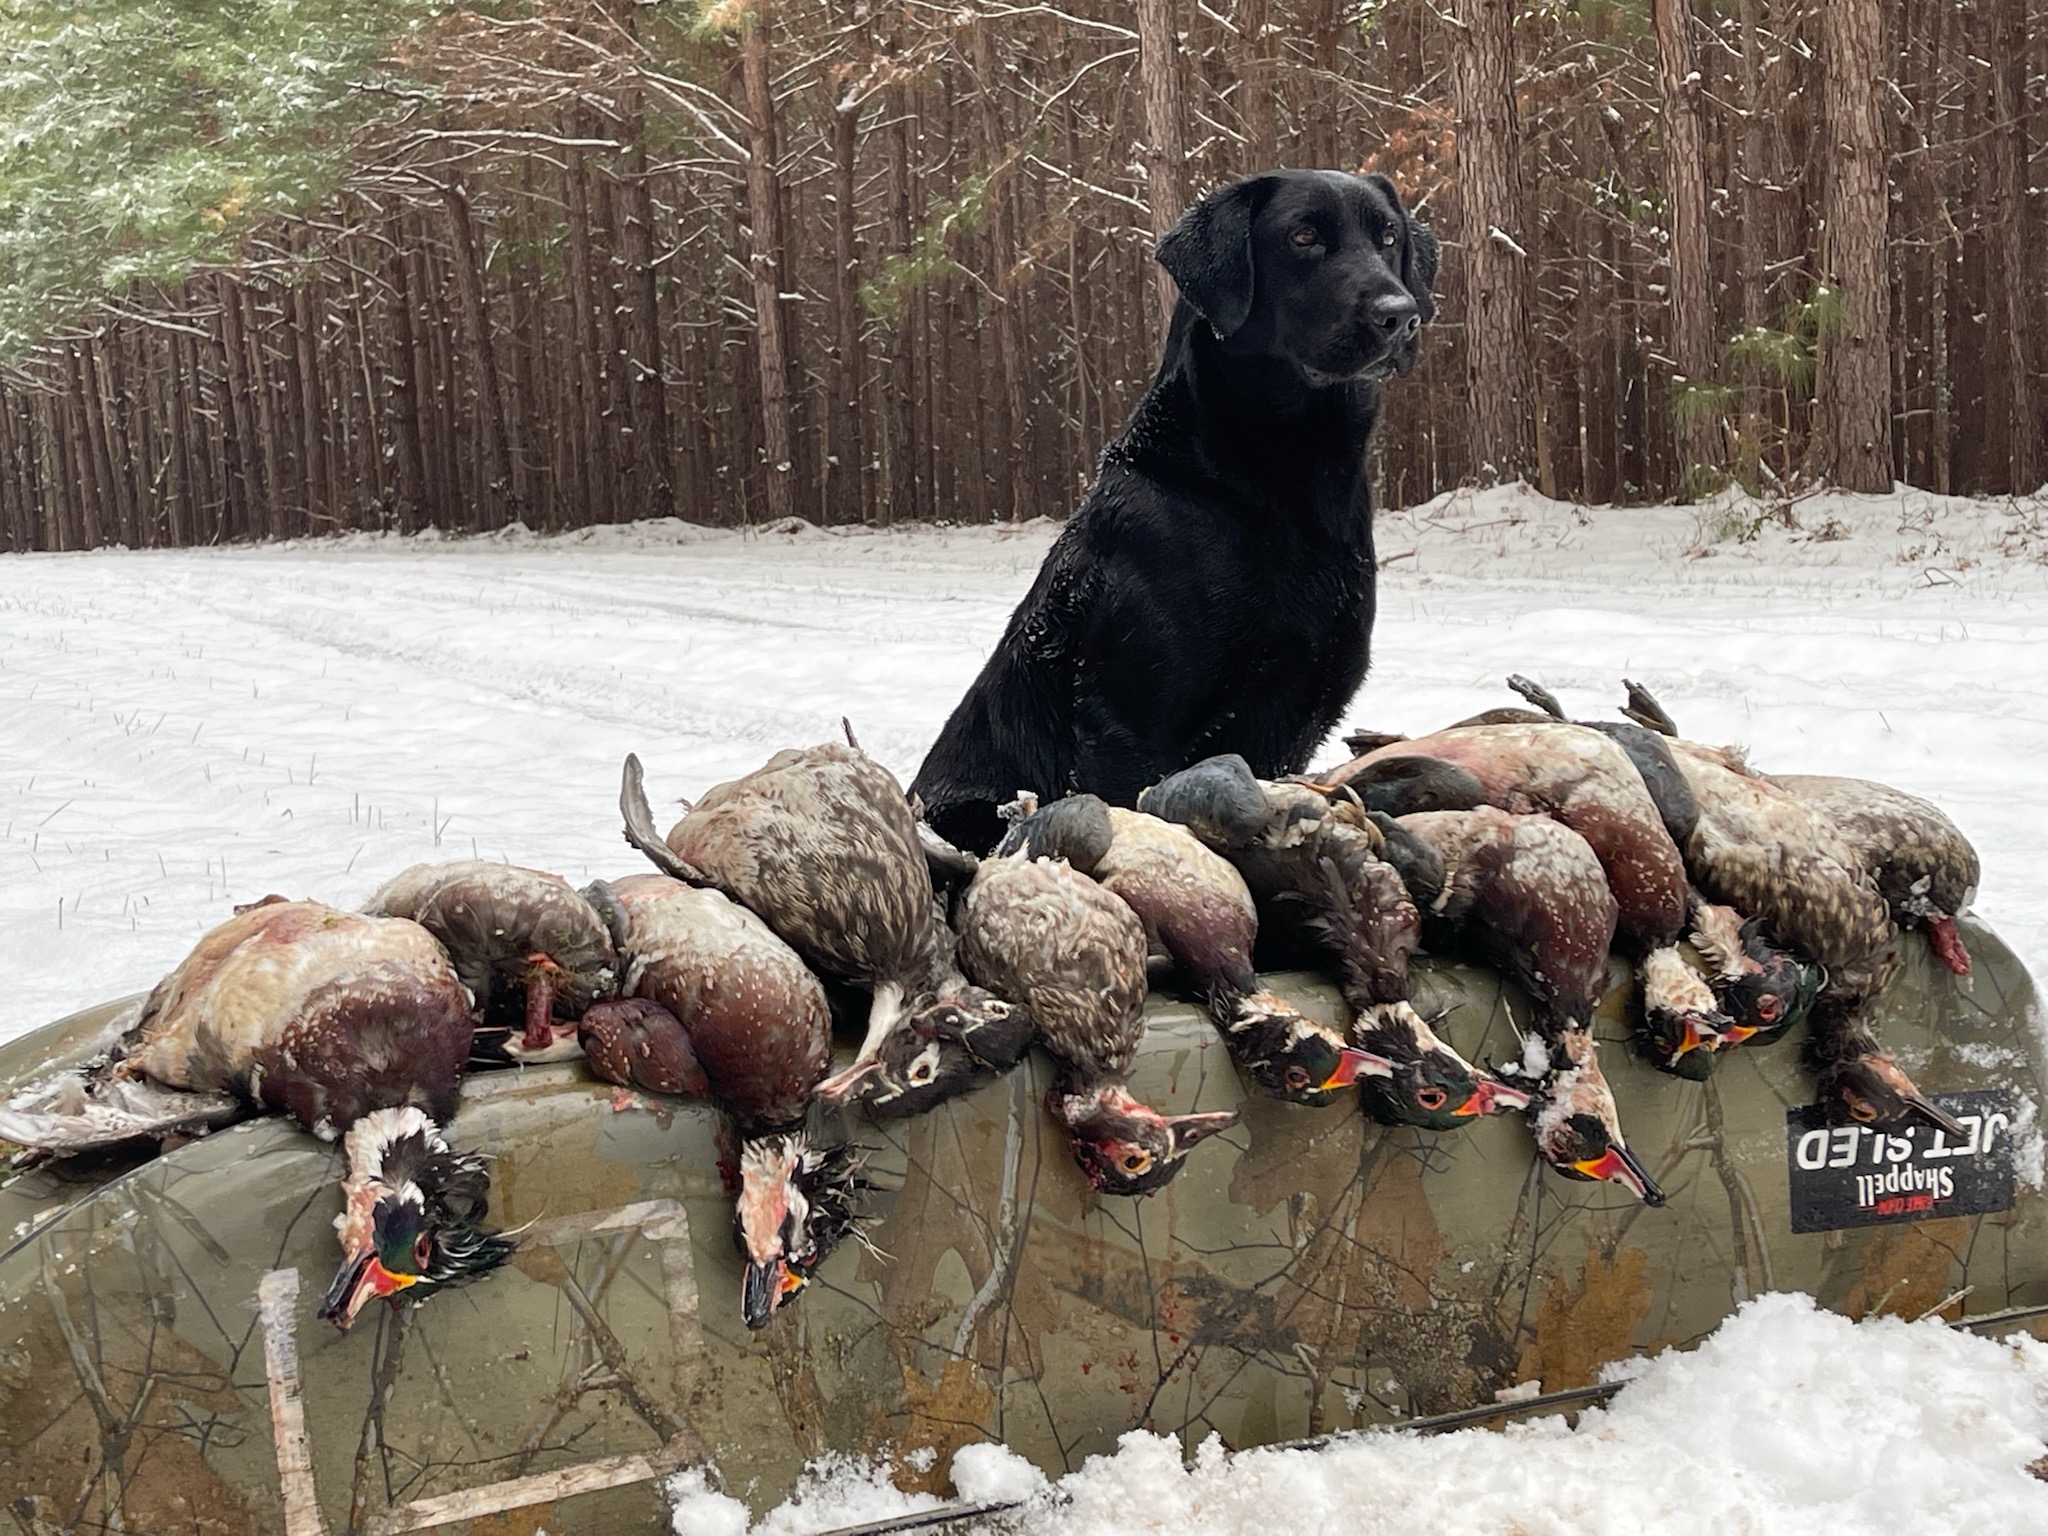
[1290,226,1321,249]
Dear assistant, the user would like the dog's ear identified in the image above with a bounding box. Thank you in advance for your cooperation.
[1155,175,1274,340]
[1363,172,1439,325]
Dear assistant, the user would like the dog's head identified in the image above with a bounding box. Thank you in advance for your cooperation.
[1156,170,1439,386]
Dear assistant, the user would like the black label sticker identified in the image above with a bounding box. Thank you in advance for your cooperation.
[1785,1090,2016,1234]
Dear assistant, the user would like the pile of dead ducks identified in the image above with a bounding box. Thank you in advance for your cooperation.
[0,679,1982,1335]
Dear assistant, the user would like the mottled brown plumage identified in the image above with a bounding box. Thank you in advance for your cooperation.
[1326,723,1731,1071]
[621,748,1006,1101]
[1485,678,1817,1052]
[0,900,510,1330]
[1661,740,1897,1000]
[364,860,620,1060]
[1003,795,1385,1105]
[118,900,475,1136]
[1320,723,1690,952]
[1771,774,1979,976]
[956,849,1236,1195]
[604,872,857,1327]
[1138,755,1527,1126]
[604,873,828,1131]
[1392,808,1658,1202]
[577,997,711,1099]
[1616,684,1960,1135]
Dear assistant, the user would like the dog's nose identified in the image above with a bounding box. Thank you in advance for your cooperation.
[1372,293,1420,339]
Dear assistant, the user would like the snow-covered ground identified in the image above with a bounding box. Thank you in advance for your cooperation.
[4,483,2047,1041]
[5,485,2048,1531]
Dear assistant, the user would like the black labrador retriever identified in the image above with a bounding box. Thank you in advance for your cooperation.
[912,170,1439,853]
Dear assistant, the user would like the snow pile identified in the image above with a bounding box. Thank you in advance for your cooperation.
[670,1294,2048,1535]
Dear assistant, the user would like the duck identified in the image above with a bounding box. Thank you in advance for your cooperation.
[1390,807,1663,1203]
[1479,677,1824,1053]
[1314,723,1729,1076]
[0,898,514,1329]
[602,872,864,1328]
[955,848,1238,1195]
[363,860,622,1063]
[1139,756,1531,1128]
[619,749,1012,1109]
[1614,682,1962,1135]
[998,791,1389,1106]
[1768,774,1980,977]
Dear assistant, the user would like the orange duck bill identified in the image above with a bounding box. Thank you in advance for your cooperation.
[318,1248,419,1330]
[1569,1142,1665,1206]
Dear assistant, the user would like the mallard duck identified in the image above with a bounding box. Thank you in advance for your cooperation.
[363,860,621,1063]
[955,849,1237,1195]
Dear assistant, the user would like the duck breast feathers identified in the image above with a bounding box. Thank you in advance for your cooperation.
[606,873,831,1132]
[1396,807,1620,1028]
[1663,742,1894,994]
[1326,723,1688,949]
[956,851,1149,1084]
[120,899,474,1136]
[1770,773,1979,974]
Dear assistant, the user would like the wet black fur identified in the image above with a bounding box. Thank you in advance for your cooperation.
[912,171,1439,853]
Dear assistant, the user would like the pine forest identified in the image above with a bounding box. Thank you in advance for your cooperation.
[0,0,2040,552]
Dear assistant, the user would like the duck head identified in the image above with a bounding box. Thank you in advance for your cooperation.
[1636,946,1732,1079]
[1821,1054,1967,1137]
[1353,1002,1531,1128]
[1046,1083,1237,1197]
[319,1107,516,1331]
[1529,1032,1665,1205]
[1687,903,1822,1048]
[816,981,1022,1110]
[995,791,1115,874]
[1536,1109,1665,1204]
[734,1132,867,1329]
[821,986,1028,1118]
[1223,993,1392,1106]
[1137,755,1272,851]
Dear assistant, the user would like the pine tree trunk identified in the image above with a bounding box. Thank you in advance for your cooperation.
[1652,0,1721,490]
[740,8,797,524]
[1138,0,1187,329]
[1816,0,1895,491]
[828,94,866,527]
[1240,0,1276,170]
[971,13,1032,521]
[1987,0,2040,492]
[441,178,523,527]
[1446,0,1536,483]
